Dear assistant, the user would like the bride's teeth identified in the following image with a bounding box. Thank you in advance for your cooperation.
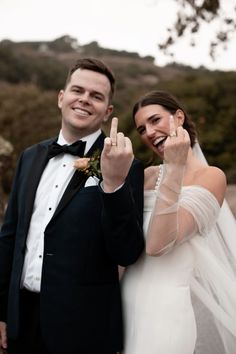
[154,137,164,146]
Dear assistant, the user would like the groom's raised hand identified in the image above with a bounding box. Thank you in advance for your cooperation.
[101,117,134,192]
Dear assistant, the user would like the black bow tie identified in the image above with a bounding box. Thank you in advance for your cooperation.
[47,140,86,159]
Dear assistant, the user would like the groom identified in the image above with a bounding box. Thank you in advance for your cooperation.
[0,58,144,354]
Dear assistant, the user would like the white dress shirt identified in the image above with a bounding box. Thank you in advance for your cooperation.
[21,129,101,292]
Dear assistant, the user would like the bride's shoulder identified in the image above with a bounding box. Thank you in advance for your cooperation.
[195,165,226,184]
[194,166,227,205]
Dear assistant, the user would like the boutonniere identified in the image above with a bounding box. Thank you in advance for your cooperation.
[73,149,101,179]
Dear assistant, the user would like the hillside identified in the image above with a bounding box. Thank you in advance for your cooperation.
[0,35,236,199]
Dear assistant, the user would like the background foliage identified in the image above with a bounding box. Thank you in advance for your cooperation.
[158,0,236,60]
[0,35,236,207]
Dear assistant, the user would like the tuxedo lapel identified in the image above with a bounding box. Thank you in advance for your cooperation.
[51,132,105,220]
[85,132,105,157]
[24,141,53,230]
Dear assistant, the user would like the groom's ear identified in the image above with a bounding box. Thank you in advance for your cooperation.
[103,105,113,122]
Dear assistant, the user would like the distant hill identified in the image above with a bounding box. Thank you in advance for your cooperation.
[0,35,236,185]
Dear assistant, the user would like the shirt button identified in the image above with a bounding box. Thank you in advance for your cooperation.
[39,255,42,258]
[49,207,52,211]
[35,277,40,281]
[55,185,58,188]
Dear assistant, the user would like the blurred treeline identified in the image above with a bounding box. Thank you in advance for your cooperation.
[0,35,236,203]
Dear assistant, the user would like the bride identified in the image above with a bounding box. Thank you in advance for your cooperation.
[121,90,236,354]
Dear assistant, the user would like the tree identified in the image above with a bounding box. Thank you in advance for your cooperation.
[50,35,80,52]
[0,136,14,221]
[158,0,236,60]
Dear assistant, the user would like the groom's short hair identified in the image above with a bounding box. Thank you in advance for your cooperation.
[65,57,115,100]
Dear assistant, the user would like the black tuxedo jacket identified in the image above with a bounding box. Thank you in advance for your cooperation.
[0,132,144,353]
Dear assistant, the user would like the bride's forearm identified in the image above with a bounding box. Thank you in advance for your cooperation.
[146,163,185,256]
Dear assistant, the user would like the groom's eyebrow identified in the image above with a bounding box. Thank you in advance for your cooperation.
[70,84,105,98]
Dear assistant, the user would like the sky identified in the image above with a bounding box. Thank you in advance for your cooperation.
[1,0,236,71]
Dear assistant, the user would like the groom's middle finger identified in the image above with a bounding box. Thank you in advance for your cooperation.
[110,117,118,146]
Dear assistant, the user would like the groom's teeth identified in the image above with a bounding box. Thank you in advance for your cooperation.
[74,108,90,116]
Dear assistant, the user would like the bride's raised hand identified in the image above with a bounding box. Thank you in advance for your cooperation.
[164,114,190,165]
[101,117,134,192]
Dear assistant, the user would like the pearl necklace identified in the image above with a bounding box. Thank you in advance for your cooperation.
[155,164,163,190]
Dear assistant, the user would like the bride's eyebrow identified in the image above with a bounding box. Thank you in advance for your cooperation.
[148,114,162,120]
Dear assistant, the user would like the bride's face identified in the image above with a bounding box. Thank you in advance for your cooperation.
[134,104,179,158]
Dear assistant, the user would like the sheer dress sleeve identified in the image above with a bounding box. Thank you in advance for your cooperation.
[147,185,221,255]
[179,186,220,236]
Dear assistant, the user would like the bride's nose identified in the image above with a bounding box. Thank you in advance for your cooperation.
[146,125,156,138]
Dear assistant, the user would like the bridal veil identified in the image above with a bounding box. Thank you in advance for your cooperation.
[190,142,236,354]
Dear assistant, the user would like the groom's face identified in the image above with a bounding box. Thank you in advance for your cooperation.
[58,68,113,140]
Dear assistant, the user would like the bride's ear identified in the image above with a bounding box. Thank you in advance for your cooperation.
[176,109,185,126]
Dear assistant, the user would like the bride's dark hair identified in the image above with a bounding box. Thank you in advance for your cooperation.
[132,90,197,147]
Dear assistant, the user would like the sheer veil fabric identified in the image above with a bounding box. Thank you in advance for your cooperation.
[190,142,236,353]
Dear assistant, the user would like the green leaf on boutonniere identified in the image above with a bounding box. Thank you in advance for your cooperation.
[73,149,101,179]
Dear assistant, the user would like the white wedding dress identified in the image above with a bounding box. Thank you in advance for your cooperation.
[121,185,236,354]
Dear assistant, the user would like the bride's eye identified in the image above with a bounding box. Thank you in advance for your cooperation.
[137,126,146,135]
[151,116,160,125]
